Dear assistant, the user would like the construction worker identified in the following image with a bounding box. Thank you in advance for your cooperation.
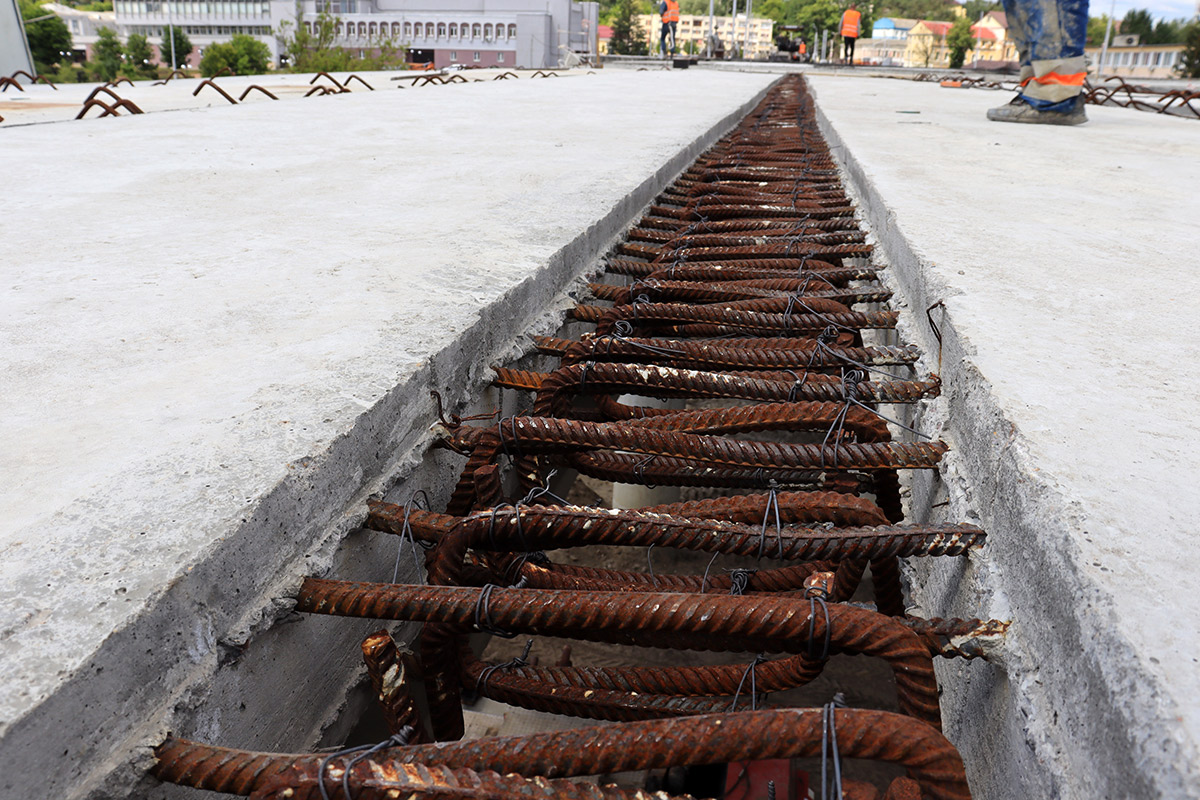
[659,0,680,56]
[987,0,1089,124]
[798,39,808,62]
[840,3,861,65]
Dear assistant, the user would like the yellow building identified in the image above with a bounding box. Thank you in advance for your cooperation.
[965,11,1018,67]
[636,13,775,58]
[905,20,953,68]
[903,13,1019,68]
[1086,42,1187,79]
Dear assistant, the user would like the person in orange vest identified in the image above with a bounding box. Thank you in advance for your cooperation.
[798,39,807,62]
[987,0,1089,124]
[659,0,680,57]
[839,3,861,65]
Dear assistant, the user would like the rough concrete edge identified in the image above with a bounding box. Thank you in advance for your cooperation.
[807,77,1200,800]
[0,77,779,800]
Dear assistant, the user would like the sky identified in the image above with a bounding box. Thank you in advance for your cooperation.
[1095,0,1198,21]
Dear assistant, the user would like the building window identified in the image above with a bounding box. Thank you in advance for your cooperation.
[437,22,445,37]
[507,23,516,38]
[425,22,434,37]
[450,50,457,60]
[403,21,411,37]
[484,23,493,39]
[368,22,376,36]
[358,22,366,37]
[448,23,457,36]
[473,50,480,61]
[391,22,399,36]
[497,52,504,62]
[472,22,481,38]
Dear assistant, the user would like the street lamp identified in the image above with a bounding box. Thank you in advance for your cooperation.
[167,0,177,69]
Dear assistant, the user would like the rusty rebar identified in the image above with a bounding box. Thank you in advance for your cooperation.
[441,417,947,471]
[360,631,425,741]
[193,78,238,104]
[295,581,944,733]
[153,708,970,799]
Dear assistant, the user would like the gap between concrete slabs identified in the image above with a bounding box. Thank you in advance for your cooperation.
[0,76,780,800]
[808,77,1200,799]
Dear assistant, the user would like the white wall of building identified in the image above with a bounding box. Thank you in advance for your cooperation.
[109,0,598,68]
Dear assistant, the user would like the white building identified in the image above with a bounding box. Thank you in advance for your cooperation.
[1086,42,1187,78]
[111,0,599,69]
[112,0,281,67]
[44,2,116,61]
[636,13,774,58]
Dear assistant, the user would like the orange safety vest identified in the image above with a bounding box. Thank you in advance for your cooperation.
[798,41,807,54]
[840,8,861,37]
[662,0,679,23]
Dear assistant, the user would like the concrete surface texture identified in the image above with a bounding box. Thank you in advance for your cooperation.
[0,68,596,126]
[808,74,1200,798]
[0,68,777,798]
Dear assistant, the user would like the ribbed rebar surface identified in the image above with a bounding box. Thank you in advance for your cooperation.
[152,74,1001,800]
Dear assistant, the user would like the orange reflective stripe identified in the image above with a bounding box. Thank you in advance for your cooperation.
[1030,71,1086,87]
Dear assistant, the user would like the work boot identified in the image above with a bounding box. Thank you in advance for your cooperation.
[987,94,1087,125]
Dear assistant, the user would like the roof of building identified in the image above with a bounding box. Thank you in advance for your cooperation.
[969,24,998,39]
[982,10,1007,27]
[914,20,952,35]
[598,24,612,39]
[44,1,114,20]
[873,17,918,29]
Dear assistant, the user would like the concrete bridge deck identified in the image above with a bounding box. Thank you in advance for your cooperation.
[807,72,1200,799]
[2,65,1198,798]
[0,68,777,799]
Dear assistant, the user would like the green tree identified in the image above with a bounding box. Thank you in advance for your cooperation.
[1086,15,1111,47]
[946,15,972,67]
[1120,8,1153,40]
[1149,18,1185,44]
[160,25,193,68]
[962,0,999,20]
[90,26,124,81]
[1179,21,1200,77]
[125,32,155,76]
[875,0,957,23]
[54,58,85,82]
[276,9,405,72]
[794,0,842,39]
[19,0,72,69]
[200,33,271,75]
[756,0,786,21]
[609,0,649,55]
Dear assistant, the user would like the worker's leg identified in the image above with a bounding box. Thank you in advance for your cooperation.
[847,37,856,63]
[660,23,669,56]
[1001,0,1088,110]
[670,22,678,54]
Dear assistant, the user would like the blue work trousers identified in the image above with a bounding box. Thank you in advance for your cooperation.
[1002,0,1089,109]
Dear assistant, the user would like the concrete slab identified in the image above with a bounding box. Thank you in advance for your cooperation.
[0,68,598,126]
[0,68,778,798]
[807,74,1200,798]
